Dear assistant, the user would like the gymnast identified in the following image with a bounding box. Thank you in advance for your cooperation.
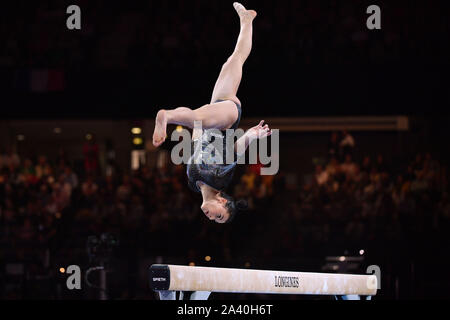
[152,3,272,223]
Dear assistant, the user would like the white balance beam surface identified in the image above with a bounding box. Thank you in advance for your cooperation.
[150,264,377,296]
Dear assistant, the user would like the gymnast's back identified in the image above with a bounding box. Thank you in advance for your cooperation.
[186,128,238,193]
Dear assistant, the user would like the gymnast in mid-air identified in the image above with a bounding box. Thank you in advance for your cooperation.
[152,2,272,223]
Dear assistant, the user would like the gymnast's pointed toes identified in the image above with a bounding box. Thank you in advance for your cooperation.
[233,2,246,13]
[233,2,257,21]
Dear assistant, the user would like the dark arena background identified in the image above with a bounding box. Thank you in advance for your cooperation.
[1,0,450,303]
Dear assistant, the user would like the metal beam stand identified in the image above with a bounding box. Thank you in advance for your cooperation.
[335,295,372,300]
[158,290,211,300]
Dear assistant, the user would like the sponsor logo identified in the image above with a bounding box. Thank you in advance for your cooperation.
[153,277,167,282]
[274,275,299,288]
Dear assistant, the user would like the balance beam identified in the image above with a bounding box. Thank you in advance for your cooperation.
[150,264,377,300]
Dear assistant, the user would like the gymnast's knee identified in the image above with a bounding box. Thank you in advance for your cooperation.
[192,108,209,123]
[223,54,244,69]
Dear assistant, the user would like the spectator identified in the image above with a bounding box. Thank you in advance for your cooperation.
[328,131,340,160]
[80,174,99,208]
[410,171,428,194]
[62,165,79,189]
[20,158,38,184]
[340,154,358,179]
[361,155,372,175]
[339,130,355,158]
[352,164,364,183]
[83,135,99,176]
[52,175,72,210]
[326,156,340,177]
[55,148,70,175]
[1,147,20,170]
[35,155,52,179]
[375,154,389,174]
[116,174,132,203]
[315,164,329,186]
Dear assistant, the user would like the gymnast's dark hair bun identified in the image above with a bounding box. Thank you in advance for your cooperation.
[235,199,249,211]
[218,192,248,223]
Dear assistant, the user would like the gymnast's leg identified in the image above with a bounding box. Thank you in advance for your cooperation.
[210,2,256,105]
[152,2,257,147]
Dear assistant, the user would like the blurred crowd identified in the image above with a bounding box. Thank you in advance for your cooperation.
[1,129,449,299]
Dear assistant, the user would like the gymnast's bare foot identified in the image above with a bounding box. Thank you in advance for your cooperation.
[233,2,257,23]
[153,109,168,147]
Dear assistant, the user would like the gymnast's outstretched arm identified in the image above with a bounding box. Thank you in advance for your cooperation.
[234,120,272,156]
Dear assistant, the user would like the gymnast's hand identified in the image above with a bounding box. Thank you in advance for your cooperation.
[246,120,273,141]
[234,120,272,156]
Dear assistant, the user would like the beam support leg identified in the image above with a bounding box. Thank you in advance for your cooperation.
[158,290,176,300]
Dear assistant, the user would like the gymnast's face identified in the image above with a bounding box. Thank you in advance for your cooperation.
[201,195,230,224]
